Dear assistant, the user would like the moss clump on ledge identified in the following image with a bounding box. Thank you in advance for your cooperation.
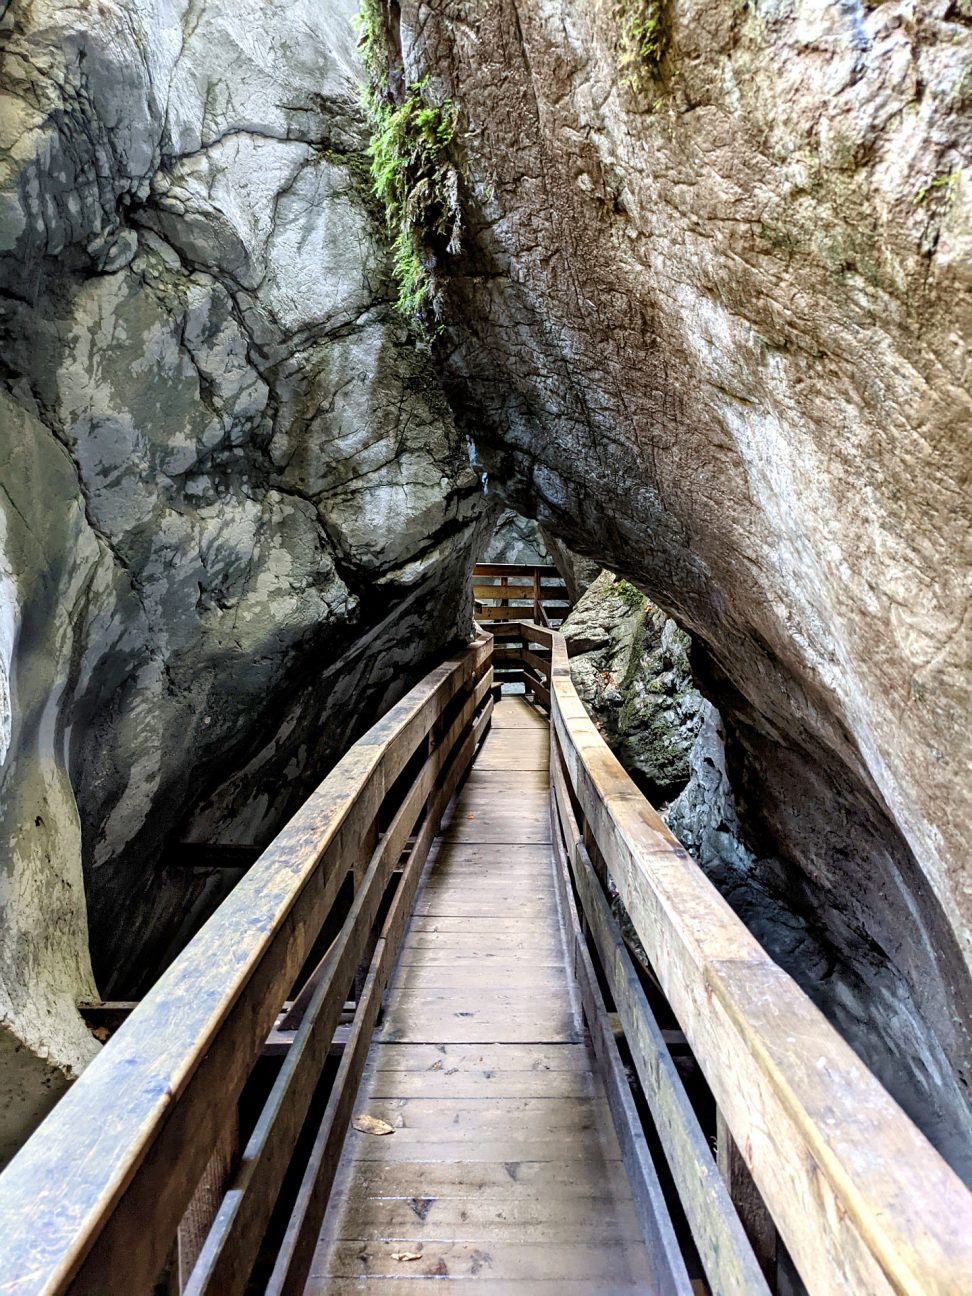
[355,2,463,324]
[365,81,461,319]
[615,577,646,610]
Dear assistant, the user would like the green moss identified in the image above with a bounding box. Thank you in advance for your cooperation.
[614,577,647,611]
[354,0,389,84]
[913,171,960,207]
[355,3,462,323]
[613,0,666,93]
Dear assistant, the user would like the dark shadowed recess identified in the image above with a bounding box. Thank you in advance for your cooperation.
[79,605,476,1002]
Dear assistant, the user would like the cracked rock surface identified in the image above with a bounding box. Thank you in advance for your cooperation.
[484,508,550,564]
[399,0,972,1176]
[0,0,486,1163]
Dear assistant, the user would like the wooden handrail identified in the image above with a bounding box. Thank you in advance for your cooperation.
[0,634,493,1295]
[498,621,972,1296]
[6,610,971,1296]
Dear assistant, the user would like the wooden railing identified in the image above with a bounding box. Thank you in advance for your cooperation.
[472,561,569,627]
[497,621,972,1296]
[0,635,493,1296]
[5,614,972,1296]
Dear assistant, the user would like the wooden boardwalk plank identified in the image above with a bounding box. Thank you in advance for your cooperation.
[312,1240,654,1282]
[362,1070,598,1099]
[324,1158,629,1197]
[359,1044,593,1072]
[323,1195,642,1242]
[305,699,658,1293]
[305,1283,646,1294]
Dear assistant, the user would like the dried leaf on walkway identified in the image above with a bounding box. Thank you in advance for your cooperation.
[352,1113,395,1136]
[392,1250,423,1262]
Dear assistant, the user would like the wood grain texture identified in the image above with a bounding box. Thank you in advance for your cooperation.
[0,638,491,1296]
[306,697,663,1293]
[550,739,769,1296]
[548,782,691,1295]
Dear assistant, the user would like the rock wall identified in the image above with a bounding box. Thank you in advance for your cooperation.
[564,571,972,1180]
[0,0,486,1162]
[393,0,972,1175]
[483,509,550,564]
[564,571,704,805]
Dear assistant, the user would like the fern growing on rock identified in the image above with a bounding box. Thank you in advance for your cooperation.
[612,0,666,95]
[356,2,463,325]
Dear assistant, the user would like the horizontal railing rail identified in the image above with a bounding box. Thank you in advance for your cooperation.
[0,634,493,1296]
[496,621,972,1296]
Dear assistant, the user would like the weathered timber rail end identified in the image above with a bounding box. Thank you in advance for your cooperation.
[1,614,971,1294]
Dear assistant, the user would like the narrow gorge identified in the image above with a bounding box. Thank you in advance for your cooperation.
[1,0,970,1242]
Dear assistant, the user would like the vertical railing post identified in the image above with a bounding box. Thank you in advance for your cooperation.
[177,1112,238,1291]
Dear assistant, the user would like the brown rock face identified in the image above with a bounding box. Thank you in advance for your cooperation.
[396,0,972,1174]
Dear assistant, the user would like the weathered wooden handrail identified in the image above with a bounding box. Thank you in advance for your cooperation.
[498,621,972,1296]
[0,634,493,1296]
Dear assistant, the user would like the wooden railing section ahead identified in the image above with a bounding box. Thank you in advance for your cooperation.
[0,635,493,1296]
[497,621,972,1296]
[472,561,569,628]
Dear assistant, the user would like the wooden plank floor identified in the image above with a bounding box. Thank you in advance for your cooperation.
[306,697,658,1293]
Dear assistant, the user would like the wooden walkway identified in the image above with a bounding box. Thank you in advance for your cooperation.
[307,696,657,1292]
[5,624,971,1296]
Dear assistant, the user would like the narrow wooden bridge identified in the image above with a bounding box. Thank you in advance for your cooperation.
[1,564,971,1294]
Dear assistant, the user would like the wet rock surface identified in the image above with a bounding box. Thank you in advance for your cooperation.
[0,0,486,1160]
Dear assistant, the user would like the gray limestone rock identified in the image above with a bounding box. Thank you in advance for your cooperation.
[0,0,486,1161]
[484,509,550,564]
[562,568,972,1182]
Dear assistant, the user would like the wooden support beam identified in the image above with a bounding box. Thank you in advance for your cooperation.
[550,741,769,1296]
[474,604,538,621]
[523,673,550,709]
[717,1111,779,1289]
[473,583,532,600]
[522,648,552,678]
[473,562,560,578]
[177,1114,237,1292]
